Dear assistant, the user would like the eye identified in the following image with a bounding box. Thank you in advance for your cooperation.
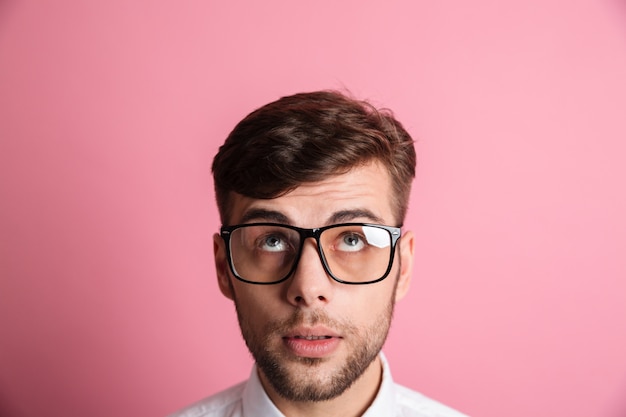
[258,234,290,252]
[336,232,366,252]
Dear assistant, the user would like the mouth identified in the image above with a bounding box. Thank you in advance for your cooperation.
[292,335,333,340]
[282,327,342,358]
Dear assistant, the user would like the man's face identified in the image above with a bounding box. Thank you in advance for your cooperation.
[213,161,414,403]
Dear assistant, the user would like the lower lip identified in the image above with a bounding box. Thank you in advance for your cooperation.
[283,337,341,358]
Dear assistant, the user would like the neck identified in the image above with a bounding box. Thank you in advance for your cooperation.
[259,355,383,417]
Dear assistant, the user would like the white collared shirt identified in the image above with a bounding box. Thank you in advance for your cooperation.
[169,353,469,417]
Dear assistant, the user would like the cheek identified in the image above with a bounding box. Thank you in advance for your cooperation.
[232,284,284,322]
[339,283,396,318]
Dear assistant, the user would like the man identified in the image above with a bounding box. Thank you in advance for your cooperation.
[171,91,468,417]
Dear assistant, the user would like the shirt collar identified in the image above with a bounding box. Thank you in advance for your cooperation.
[242,365,284,417]
[241,353,396,417]
[362,352,397,416]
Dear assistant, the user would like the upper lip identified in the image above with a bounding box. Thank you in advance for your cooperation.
[283,326,341,339]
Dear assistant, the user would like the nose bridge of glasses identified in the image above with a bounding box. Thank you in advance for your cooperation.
[297,225,320,246]
[294,227,328,269]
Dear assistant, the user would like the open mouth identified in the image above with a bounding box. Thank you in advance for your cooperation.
[293,335,333,340]
[283,333,341,358]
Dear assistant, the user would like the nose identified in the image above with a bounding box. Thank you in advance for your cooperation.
[285,238,334,307]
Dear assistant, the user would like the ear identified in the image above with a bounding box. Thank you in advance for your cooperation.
[394,229,415,302]
[213,233,234,300]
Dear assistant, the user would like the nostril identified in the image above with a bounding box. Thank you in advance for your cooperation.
[293,295,326,303]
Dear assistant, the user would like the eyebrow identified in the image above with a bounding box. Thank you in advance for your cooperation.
[239,208,384,226]
[328,209,384,225]
[239,208,291,224]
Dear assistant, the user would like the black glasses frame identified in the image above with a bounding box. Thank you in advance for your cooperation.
[220,222,402,285]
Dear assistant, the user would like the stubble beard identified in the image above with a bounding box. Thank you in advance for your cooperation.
[233,290,396,403]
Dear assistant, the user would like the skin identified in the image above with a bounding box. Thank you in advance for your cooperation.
[213,161,415,417]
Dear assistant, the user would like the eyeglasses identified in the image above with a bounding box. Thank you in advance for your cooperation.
[220,223,401,285]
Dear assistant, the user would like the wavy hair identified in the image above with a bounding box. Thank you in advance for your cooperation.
[212,91,416,224]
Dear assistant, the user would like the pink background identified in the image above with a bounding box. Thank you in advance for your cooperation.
[1,1,625,416]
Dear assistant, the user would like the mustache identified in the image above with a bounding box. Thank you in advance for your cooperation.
[264,309,356,336]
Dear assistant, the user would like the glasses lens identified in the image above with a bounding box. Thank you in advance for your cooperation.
[229,225,300,283]
[320,225,393,283]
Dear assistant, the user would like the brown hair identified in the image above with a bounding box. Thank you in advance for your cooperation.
[212,90,416,224]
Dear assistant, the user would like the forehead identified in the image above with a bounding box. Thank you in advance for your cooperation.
[227,162,395,227]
